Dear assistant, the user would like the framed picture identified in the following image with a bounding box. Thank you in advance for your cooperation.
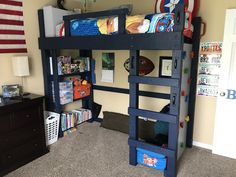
[2,84,21,98]
[159,56,172,78]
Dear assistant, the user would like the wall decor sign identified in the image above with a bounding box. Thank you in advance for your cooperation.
[101,52,115,83]
[0,0,27,53]
[197,42,222,97]
[159,56,172,78]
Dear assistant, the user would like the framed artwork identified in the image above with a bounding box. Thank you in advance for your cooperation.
[159,56,172,78]
[2,84,21,98]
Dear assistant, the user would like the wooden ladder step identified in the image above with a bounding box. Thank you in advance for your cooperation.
[128,138,175,158]
[128,76,179,87]
[128,107,178,124]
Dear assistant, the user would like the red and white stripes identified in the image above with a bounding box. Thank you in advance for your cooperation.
[0,0,27,53]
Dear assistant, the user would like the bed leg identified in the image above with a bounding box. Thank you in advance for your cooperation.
[164,157,176,177]
[129,146,137,166]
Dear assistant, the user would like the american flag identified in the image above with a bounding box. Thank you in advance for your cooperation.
[0,0,27,53]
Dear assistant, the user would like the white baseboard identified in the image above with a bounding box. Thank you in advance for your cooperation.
[192,141,213,150]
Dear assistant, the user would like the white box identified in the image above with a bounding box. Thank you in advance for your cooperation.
[43,6,73,37]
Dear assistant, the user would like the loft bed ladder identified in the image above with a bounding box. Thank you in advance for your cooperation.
[128,17,201,177]
[128,48,182,177]
[38,4,201,177]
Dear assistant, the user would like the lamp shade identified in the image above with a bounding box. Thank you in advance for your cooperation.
[12,56,30,76]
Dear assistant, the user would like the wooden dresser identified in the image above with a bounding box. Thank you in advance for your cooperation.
[0,94,48,176]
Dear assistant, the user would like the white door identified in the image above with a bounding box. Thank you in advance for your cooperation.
[213,9,236,159]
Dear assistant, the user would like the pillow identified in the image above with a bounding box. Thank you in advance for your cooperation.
[155,0,200,17]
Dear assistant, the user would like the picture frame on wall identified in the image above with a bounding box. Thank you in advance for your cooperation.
[2,84,21,98]
[159,56,172,78]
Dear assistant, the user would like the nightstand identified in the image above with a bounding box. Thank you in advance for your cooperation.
[0,94,48,176]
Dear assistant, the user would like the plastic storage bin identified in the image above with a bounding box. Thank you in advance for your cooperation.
[137,148,167,171]
[44,111,60,146]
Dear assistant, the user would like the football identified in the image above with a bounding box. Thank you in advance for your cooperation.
[124,56,155,76]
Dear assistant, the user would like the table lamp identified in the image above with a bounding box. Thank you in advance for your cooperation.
[12,56,30,96]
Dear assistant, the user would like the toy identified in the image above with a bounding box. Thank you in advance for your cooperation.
[71,77,91,100]
[124,56,155,76]
[180,121,184,128]
[155,0,200,17]
[185,116,190,122]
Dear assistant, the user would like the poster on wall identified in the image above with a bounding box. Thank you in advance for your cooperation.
[197,42,222,97]
[101,53,115,83]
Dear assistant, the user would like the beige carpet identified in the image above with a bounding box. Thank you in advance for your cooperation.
[5,122,236,177]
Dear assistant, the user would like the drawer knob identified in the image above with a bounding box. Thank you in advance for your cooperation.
[26,114,30,118]
[33,129,37,132]
[34,143,38,147]
[7,155,12,159]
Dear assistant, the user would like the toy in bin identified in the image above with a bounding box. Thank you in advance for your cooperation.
[137,148,167,171]
[71,77,91,100]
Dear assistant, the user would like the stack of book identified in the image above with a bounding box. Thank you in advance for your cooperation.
[52,81,73,105]
[60,108,92,133]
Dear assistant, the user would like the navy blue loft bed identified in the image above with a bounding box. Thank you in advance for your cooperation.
[38,4,201,177]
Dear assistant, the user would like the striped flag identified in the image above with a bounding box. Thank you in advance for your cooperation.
[0,0,27,53]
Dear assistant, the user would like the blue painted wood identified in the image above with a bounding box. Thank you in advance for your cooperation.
[173,5,185,32]
[165,123,178,177]
[93,85,170,99]
[129,50,139,166]
[129,76,179,87]
[118,13,126,34]
[38,10,45,38]
[187,17,202,148]
[128,138,175,158]
[38,10,54,110]
[64,18,70,37]
[51,50,61,114]
[38,32,183,50]
[128,108,177,124]
[172,50,183,79]
[165,50,183,177]
[170,87,180,116]
[80,50,93,114]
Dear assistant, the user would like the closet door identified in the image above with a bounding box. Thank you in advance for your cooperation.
[213,9,236,159]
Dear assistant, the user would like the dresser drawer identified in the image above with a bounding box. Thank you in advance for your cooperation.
[12,106,40,129]
[0,137,44,168]
[0,124,41,151]
[0,113,12,133]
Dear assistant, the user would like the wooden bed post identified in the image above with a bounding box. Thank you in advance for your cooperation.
[80,50,93,113]
[129,50,140,165]
[165,50,183,177]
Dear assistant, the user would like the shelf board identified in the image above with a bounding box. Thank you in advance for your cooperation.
[60,71,90,77]
[50,71,91,82]
[73,95,90,102]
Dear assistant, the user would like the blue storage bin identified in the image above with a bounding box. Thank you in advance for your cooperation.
[137,148,167,171]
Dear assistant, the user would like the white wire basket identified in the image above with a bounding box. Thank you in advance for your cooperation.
[44,111,60,146]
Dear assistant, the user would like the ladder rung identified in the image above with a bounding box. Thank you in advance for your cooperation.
[128,107,177,124]
[128,138,175,158]
[128,76,179,87]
